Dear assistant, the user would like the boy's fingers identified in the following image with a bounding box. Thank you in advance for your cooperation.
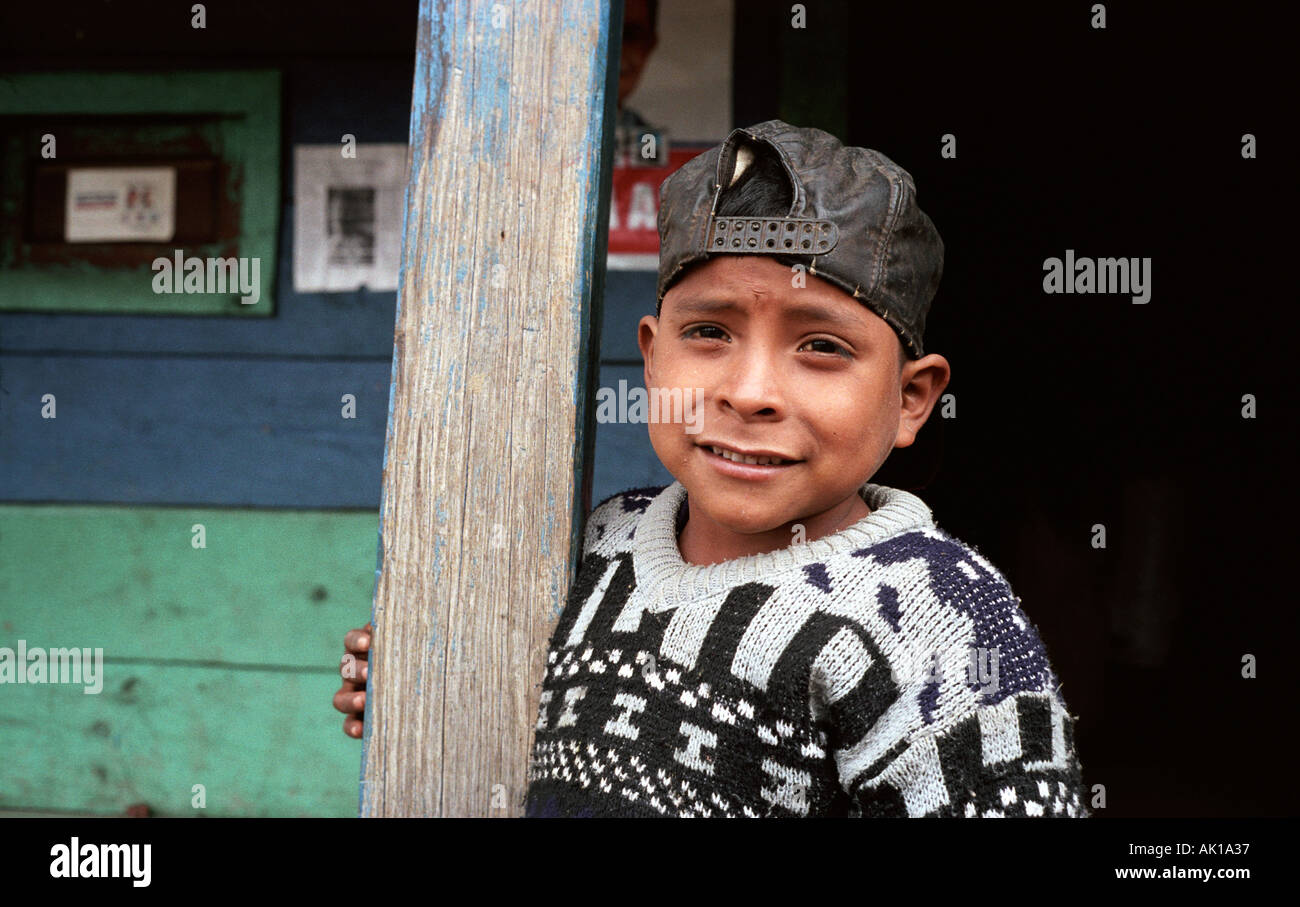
[332,686,366,715]
[339,655,368,683]
[344,627,372,654]
[338,622,374,738]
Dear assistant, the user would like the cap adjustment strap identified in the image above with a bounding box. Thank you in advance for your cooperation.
[706,216,839,255]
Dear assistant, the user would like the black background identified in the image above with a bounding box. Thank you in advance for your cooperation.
[738,1,1295,817]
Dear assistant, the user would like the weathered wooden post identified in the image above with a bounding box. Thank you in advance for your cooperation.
[360,0,622,817]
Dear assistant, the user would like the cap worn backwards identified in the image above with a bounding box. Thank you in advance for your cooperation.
[655,119,944,358]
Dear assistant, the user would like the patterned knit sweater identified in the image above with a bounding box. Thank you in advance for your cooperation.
[524,482,1089,818]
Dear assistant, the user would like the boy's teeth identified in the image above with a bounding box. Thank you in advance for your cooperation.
[710,445,784,466]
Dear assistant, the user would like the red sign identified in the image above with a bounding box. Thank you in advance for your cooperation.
[607,145,710,263]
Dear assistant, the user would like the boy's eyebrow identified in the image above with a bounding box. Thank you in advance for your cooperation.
[669,297,744,318]
[669,296,868,333]
[778,300,869,333]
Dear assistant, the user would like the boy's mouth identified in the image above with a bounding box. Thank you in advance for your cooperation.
[697,442,801,468]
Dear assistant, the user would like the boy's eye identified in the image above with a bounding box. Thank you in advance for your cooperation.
[801,338,846,355]
[684,325,729,341]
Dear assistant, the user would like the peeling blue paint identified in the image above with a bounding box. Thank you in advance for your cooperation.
[431,529,446,586]
[541,488,557,552]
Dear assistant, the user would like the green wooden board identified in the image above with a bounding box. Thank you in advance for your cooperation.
[0,504,379,815]
[0,505,378,667]
[0,663,359,816]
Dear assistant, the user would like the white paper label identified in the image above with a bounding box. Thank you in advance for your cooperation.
[65,167,177,243]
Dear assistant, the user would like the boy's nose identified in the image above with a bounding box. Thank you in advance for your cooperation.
[714,352,786,419]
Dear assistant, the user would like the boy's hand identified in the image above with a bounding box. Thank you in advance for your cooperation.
[333,623,372,739]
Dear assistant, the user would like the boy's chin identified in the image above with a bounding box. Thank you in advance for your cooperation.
[679,489,802,536]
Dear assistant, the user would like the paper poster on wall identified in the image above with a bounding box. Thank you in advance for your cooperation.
[64,166,176,243]
[293,143,407,292]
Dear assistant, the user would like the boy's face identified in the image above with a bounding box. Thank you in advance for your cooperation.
[638,255,949,541]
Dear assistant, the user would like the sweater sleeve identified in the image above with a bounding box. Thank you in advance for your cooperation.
[841,690,1091,818]
[818,543,1091,818]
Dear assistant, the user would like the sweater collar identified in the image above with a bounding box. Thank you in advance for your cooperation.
[633,480,936,611]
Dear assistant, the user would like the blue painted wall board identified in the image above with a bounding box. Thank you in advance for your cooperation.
[0,357,674,512]
[590,364,675,506]
[599,269,656,362]
[0,355,387,508]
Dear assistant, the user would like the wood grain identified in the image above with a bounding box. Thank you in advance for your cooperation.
[361,0,620,816]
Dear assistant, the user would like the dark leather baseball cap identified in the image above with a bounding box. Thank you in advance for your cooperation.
[655,119,944,358]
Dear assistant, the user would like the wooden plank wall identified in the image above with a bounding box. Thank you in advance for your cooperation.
[359,0,623,818]
[0,42,667,818]
[0,60,413,817]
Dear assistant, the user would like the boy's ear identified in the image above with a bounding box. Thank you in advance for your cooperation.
[637,314,659,386]
[895,353,951,448]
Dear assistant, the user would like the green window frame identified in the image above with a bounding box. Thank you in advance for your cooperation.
[0,70,281,315]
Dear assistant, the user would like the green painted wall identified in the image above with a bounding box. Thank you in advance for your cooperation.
[0,505,377,816]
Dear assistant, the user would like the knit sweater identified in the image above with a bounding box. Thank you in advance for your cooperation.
[524,482,1089,818]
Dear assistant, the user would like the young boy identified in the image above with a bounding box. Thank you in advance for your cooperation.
[337,120,1089,818]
